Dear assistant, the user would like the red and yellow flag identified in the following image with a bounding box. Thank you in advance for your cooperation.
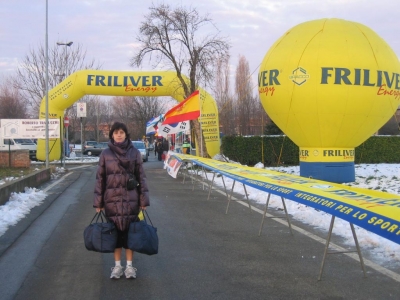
[162,90,200,125]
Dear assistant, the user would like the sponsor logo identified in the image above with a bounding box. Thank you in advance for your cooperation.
[320,68,400,89]
[289,67,310,85]
[87,75,163,87]
[258,69,280,96]
[323,149,354,158]
[310,184,333,189]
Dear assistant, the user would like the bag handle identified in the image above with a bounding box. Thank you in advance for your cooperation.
[141,209,154,227]
[132,209,154,226]
[89,212,102,224]
[90,210,111,224]
[131,209,154,233]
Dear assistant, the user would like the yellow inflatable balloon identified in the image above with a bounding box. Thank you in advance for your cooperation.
[37,70,220,161]
[258,18,400,183]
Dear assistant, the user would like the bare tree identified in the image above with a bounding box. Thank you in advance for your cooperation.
[67,103,80,143]
[0,80,29,119]
[255,95,270,135]
[378,114,400,135]
[66,95,97,143]
[111,95,170,140]
[131,96,171,139]
[235,55,257,135]
[112,96,137,140]
[132,3,230,156]
[213,57,236,135]
[86,96,107,141]
[102,98,116,135]
[13,43,102,116]
[70,97,116,143]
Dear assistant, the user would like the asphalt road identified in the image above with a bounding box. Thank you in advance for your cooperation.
[0,154,400,299]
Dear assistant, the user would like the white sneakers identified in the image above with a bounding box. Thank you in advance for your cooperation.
[124,266,137,279]
[110,266,124,279]
[110,265,137,279]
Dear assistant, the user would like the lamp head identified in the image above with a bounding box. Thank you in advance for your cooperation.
[56,41,73,47]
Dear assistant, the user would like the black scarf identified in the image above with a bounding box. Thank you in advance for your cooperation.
[108,138,133,170]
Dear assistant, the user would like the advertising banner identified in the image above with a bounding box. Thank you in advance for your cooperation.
[170,153,400,245]
[163,151,183,178]
[0,119,60,139]
[37,70,220,161]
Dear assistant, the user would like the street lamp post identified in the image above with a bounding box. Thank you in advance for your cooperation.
[45,0,49,168]
[56,41,73,167]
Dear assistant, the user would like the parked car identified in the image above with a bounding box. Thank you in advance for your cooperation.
[132,141,148,162]
[84,142,108,156]
[0,138,37,160]
[83,141,98,155]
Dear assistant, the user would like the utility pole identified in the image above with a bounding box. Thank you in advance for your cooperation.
[56,41,73,167]
[45,0,49,168]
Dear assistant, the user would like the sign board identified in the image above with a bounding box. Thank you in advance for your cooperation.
[64,116,69,127]
[0,119,60,139]
[77,102,87,117]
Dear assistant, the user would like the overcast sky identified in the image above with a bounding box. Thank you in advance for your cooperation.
[1,0,399,90]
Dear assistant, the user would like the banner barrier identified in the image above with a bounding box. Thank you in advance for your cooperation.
[168,153,400,245]
[164,152,182,178]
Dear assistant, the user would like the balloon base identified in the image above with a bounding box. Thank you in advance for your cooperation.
[300,161,355,183]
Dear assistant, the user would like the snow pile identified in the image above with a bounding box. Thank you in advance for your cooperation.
[0,187,47,236]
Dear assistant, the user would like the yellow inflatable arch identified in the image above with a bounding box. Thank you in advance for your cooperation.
[37,70,220,161]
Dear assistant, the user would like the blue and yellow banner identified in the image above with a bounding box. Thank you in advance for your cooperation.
[170,153,400,245]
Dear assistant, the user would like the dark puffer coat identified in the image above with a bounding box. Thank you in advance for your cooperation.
[93,139,150,231]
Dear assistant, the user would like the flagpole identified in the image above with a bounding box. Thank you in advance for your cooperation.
[199,90,203,157]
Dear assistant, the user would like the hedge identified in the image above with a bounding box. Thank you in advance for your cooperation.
[220,135,400,166]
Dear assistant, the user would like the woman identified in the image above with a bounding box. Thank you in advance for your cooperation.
[93,122,150,279]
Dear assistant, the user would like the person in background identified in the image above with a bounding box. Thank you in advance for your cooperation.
[154,140,157,156]
[162,138,169,159]
[182,138,191,155]
[93,122,150,279]
[156,138,163,161]
[144,138,150,157]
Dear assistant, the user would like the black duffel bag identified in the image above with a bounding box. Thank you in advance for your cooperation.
[127,210,158,255]
[84,211,117,253]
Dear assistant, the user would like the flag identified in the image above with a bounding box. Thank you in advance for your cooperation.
[162,90,200,125]
[146,114,164,134]
[146,124,157,135]
[158,121,189,138]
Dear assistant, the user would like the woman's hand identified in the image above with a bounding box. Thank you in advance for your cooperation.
[96,208,104,213]
[140,206,147,210]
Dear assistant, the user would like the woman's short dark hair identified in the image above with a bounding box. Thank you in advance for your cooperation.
[109,122,130,140]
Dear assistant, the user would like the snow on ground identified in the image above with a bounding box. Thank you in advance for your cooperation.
[0,187,47,236]
[0,157,99,236]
